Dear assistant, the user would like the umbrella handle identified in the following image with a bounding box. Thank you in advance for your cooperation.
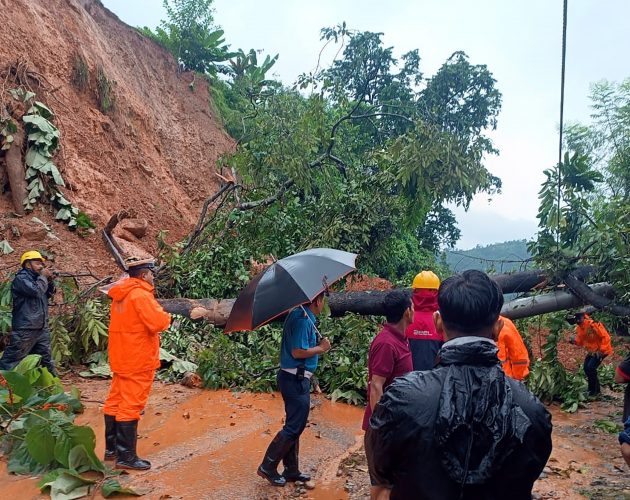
[300,305,323,342]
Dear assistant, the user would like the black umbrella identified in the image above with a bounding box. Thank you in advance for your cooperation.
[224,248,357,333]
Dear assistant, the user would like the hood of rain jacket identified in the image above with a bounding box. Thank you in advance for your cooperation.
[366,337,552,500]
[405,289,441,341]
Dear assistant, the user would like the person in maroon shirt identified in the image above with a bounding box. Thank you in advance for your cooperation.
[363,289,414,431]
[363,289,414,499]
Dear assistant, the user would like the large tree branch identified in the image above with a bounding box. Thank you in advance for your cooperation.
[564,273,630,316]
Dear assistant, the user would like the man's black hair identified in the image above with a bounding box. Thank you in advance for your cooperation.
[383,289,412,324]
[438,270,504,335]
[128,264,154,279]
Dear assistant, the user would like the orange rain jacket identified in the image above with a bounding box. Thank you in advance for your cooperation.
[107,278,171,374]
[497,316,530,380]
[575,314,613,356]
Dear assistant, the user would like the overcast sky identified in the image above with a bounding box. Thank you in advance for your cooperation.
[102,0,630,249]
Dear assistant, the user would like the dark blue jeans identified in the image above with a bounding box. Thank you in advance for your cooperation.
[0,329,56,375]
[277,370,311,441]
[584,353,603,396]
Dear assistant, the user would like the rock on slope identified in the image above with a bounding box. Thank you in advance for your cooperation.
[0,0,234,274]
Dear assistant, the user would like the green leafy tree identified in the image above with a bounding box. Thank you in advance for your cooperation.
[140,0,233,74]
[160,25,503,297]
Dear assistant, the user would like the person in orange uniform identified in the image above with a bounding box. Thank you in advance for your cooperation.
[497,316,530,380]
[103,259,171,470]
[569,312,613,396]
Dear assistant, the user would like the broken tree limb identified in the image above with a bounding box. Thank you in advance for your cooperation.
[492,266,595,294]
[102,211,130,270]
[501,282,614,320]
[563,274,630,317]
[157,297,235,324]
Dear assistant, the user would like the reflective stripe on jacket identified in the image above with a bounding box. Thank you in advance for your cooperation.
[107,278,171,374]
[497,316,530,380]
[575,314,613,355]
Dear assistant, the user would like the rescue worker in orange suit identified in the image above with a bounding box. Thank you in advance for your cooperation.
[497,316,530,380]
[568,312,613,396]
[405,271,442,371]
[103,259,171,470]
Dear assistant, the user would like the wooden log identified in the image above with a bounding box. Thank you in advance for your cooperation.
[5,121,27,215]
[157,282,617,326]
[501,283,614,320]
[157,297,235,324]
[492,265,595,294]
[563,274,630,317]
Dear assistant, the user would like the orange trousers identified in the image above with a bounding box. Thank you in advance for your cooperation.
[103,370,155,422]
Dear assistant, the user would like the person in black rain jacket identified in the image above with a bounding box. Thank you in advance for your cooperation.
[365,270,552,500]
[0,250,57,375]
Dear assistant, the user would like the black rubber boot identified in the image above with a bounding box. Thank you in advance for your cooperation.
[115,420,151,470]
[282,438,310,482]
[257,432,294,486]
[104,415,117,461]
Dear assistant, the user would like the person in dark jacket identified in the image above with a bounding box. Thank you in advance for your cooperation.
[0,250,57,375]
[366,270,552,500]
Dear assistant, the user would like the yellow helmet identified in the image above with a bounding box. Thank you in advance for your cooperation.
[412,270,440,290]
[20,250,45,266]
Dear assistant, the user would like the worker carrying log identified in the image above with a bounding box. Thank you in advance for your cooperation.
[103,258,171,470]
[568,312,613,397]
[497,316,530,380]
[405,270,442,370]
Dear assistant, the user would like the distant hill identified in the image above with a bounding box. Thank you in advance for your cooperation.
[443,240,532,274]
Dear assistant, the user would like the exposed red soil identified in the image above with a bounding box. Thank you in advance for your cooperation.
[344,274,393,292]
[0,0,234,278]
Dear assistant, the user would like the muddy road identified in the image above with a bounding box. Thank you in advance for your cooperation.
[1,378,629,499]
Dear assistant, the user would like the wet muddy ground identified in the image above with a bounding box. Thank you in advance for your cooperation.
[1,378,629,499]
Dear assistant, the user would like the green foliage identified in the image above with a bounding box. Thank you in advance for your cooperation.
[49,279,109,365]
[140,0,233,74]
[526,314,587,413]
[18,93,80,227]
[96,66,116,114]
[0,107,17,151]
[195,312,380,404]
[531,79,630,304]
[0,356,136,499]
[593,419,623,434]
[161,24,504,401]
[0,279,12,334]
[176,27,504,294]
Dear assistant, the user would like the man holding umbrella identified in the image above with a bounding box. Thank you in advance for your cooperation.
[224,248,357,487]
[257,292,332,486]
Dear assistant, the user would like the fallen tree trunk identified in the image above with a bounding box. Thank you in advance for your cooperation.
[492,265,595,294]
[158,282,617,327]
[563,274,630,317]
[501,283,614,320]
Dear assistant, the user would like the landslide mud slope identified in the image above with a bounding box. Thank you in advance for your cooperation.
[0,0,233,273]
